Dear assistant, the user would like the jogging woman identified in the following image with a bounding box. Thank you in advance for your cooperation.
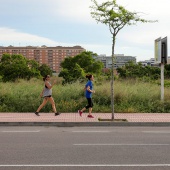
[78,74,95,118]
[35,75,60,116]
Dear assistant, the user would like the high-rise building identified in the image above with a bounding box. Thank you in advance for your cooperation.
[0,45,85,73]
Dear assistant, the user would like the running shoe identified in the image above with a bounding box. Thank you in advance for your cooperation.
[55,112,61,116]
[78,110,83,116]
[87,114,94,118]
[35,112,40,116]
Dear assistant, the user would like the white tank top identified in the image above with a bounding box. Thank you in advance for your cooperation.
[43,81,52,97]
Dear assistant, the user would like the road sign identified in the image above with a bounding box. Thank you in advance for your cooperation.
[155,37,168,64]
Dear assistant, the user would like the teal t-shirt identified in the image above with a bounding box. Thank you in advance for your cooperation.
[85,80,93,98]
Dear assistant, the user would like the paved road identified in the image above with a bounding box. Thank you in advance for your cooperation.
[0,126,170,170]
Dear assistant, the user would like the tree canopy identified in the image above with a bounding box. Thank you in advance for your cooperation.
[117,61,161,80]
[38,64,52,77]
[0,53,51,82]
[59,51,104,84]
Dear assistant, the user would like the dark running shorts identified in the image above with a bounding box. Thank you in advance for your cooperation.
[44,95,52,98]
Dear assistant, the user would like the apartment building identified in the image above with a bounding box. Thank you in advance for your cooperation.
[0,45,85,73]
[94,54,136,69]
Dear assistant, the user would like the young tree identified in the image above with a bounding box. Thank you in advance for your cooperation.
[90,0,157,120]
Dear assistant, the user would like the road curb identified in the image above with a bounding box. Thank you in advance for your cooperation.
[0,122,170,127]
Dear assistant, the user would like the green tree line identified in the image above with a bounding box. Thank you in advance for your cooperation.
[117,61,170,80]
[1,52,170,83]
[0,53,52,82]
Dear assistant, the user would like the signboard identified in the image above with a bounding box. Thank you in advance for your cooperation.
[161,37,168,64]
[154,37,168,64]
[154,37,161,64]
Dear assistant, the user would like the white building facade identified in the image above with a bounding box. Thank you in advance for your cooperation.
[94,54,136,69]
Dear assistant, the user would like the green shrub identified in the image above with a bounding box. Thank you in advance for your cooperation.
[0,78,170,113]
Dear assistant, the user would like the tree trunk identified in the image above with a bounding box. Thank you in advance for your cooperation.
[111,34,116,120]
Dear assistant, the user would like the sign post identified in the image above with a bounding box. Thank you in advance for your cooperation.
[160,63,164,100]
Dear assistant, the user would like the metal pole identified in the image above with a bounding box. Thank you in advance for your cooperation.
[161,63,164,101]
[111,35,115,120]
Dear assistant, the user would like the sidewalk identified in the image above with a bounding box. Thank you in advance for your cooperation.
[0,112,170,126]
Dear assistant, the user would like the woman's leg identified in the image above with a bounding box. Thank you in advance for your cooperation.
[78,107,86,116]
[87,98,94,118]
[78,98,90,116]
[79,98,94,117]
[81,107,86,112]
[36,98,48,112]
[48,97,57,113]
[89,107,92,115]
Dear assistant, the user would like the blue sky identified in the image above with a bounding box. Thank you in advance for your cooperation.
[0,0,169,61]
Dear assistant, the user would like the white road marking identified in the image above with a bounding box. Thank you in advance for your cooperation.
[74,144,170,146]
[72,131,110,133]
[2,131,40,133]
[0,164,170,167]
[143,131,170,133]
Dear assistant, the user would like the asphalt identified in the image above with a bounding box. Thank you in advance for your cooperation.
[0,112,170,126]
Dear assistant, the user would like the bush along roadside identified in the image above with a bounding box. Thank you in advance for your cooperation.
[0,78,170,113]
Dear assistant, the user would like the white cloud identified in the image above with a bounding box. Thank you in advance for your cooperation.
[47,0,170,24]
[0,27,108,50]
[117,0,170,17]
[47,0,94,24]
[0,27,60,46]
[0,27,113,56]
